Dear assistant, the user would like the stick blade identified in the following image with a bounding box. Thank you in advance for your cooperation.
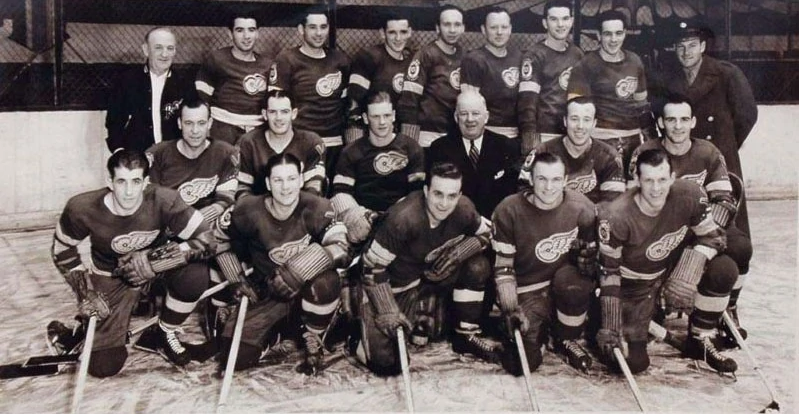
[0,363,59,379]
[759,401,780,413]
[22,354,80,367]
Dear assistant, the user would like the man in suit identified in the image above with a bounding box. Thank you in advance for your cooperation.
[105,27,198,153]
[428,91,518,219]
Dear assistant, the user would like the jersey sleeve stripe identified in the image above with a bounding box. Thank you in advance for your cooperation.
[301,298,340,315]
[453,288,484,303]
[402,81,424,95]
[599,243,622,258]
[303,165,326,182]
[195,80,215,96]
[332,175,355,187]
[633,91,648,101]
[177,211,204,240]
[407,172,426,183]
[54,223,83,247]
[491,239,516,255]
[620,266,664,281]
[237,172,255,185]
[600,181,626,192]
[706,180,733,192]
[364,240,395,268]
[349,74,371,90]
[518,81,541,94]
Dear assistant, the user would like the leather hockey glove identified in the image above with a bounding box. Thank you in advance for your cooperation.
[575,241,599,278]
[268,243,337,300]
[115,242,192,286]
[400,123,421,143]
[338,268,353,320]
[425,236,487,282]
[596,328,627,360]
[216,251,258,303]
[365,282,412,338]
[342,206,377,244]
[663,247,708,313]
[79,290,111,320]
[496,276,529,339]
[198,203,226,225]
[708,192,738,228]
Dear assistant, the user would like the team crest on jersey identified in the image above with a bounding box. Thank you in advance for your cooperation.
[392,73,405,93]
[407,59,421,81]
[425,235,465,263]
[374,151,409,175]
[111,230,160,254]
[615,76,638,98]
[502,67,520,88]
[269,234,312,265]
[316,72,342,97]
[243,74,268,95]
[681,171,707,187]
[558,67,573,91]
[646,225,688,261]
[449,68,461,90]
[521,58,533,80]
[535,227,578,263]
[268,63,278,85]
[217,205,234,231]
[178,176,219,205]
[566,171,597,194]
[598,220,610,244]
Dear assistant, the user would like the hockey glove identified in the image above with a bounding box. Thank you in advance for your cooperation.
[520,131,540,157]
[400,123,421,143]
[342,206,377,244]
[425,236,487,282]
[338,268,353,320]
[496,276,529,338]
[344,124,365,145]
[575,241,599,278]
[364,282,412,338]
[116,250,159,286]
[268,243,337,300]
[78,290,111,321]
[709,197,738,228]
[663,247,708,313]
[596,328,627,361]
[215,251,258,303]
[198,203,225,225]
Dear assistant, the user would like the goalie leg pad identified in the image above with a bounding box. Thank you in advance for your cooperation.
[663,248,707,312]
[286,243,335,282]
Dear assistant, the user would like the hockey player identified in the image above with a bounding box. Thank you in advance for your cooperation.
[212,153,350,374]
[460,7,522,153]
[567,10,655,180]
[345,13,413,143]
[519,96,625,204]
[597,148,739,374]
[354,162,500,376]
[48,150,214,377]
[237,90,326,198]
[396,5,465,148]
[195,13,273,145]
[269,8,350,186]
[493,152,597,374]
[629,95,753,348]
[518,0,584,153]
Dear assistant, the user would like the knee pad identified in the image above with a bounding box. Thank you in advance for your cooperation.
[552,266,594,309]
[626,340,650,374]
[303,270,340,304]
[702,256,739,294]
[456,254,491,290]
[88,346,127,378]
[725,231,753,274]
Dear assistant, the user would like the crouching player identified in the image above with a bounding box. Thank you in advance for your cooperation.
[48,149,214,376]
[492,152,597,374]
[354,162,499,376]
[212,153,350,375]
[597,148,739,374]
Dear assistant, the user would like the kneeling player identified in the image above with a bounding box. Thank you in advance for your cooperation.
[492,152,597,374]
[597,148,739,374]
[354,162,499,376]
[48,150,213,377]
[212,153,350,374]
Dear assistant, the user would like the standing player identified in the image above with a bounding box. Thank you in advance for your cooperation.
[567,10,655,180]
[345,13,413,143]
[519,97,625,204]
[629,95,753,347]
[518,0,584,153]
[237,90,326,198]
[596,148,739,374]
[212,153,349,374]
[493,152,597,374]
[396,5,465,148]
[48,150,213,376]
[195,13,273,145]
[269,8,349,185]
[354,162,500,375]
[460,7,522,153]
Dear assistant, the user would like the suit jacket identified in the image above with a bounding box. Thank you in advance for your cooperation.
[105,63,198,153]
[428,130,519,218]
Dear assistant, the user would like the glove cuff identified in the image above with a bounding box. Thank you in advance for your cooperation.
[330,193,359,215]
[495,276,518,313]
[364,282,399,315]
[600,295,621,333]
[216,251,245,283]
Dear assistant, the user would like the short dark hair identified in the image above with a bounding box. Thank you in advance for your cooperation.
[635,148,672,177]
[528,151,565,179]
[437,5,464,26]
[598,9,628,30]
[566,96,595,111]
[260,89,293,110]
[383,12,411,30]
[178,98,210,119]
[426,161,462,186]
[265,153,302,180]
[300,5,330,26]
[657,92,694,119]
[484,6,510,25]
[544,0,573,17]
[365,90,392,107]
[107,149,149,178]
[228,12,259,32]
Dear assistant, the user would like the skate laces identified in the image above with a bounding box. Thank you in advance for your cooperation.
[467,334,498,354]
[303,331,323,356]
[562,339,588,359]
[164,328,187,354]
[701,336,726,363]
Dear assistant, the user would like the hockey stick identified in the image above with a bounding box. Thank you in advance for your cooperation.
[613,347,649,412]
[70,315,97,414]
[647,321,685,352]
[513,328,540,412]
[216,295,249,413]
[722,312,781,412]
[397,327,415,413]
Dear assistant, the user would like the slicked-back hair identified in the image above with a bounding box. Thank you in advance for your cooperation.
[438,4,465,26]
[544,0,574,17]
[107,149,150,178]
[598,9,628,30]
[383,12,411,31]
[528,151,565,178]
[657,92,694,118]
[365,90,393,107]
[228,12,259,31]
[265,152,302,180]
[178,97,210,119]
[635,148,672,177]
[484,6,510,25]
[260,89,294,110]
[299,5,330,26]
[427,161,463,187]
[566,95,595,111]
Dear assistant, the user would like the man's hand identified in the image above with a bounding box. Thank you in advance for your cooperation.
[78,290,110,320]
[116,250,157,286]
[596,328,627,360]
[375,311,412,338]
[503,308,530,339]
[268,266,304,300]
[233,280,259,303]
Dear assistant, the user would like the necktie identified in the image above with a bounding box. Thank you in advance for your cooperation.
[469,141,479,169]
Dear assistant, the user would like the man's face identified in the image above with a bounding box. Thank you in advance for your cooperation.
[455,96,488,140]
[659,102,696,145]
[600,19,626,55]
[267,163,302,207]
[364,101,395,140]
[675,37,706,69]
[564,102,596,147]
[383,20,412,54]
[179,105,212,149]
[637,161,674,210]
[436,9,464,46]
[424,176,462,224]
[299,14,329,49]
[263,96,297,135]
[482,12,511,49]
[142,29,177,75]
[531,161,566,209]
[231,18,258,53]
[543,7,573,41]
[108,167,147,213]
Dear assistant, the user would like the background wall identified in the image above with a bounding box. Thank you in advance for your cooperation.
[0,105,796,231]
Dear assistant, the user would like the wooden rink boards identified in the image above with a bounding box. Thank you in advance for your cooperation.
[0,200,797,413]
